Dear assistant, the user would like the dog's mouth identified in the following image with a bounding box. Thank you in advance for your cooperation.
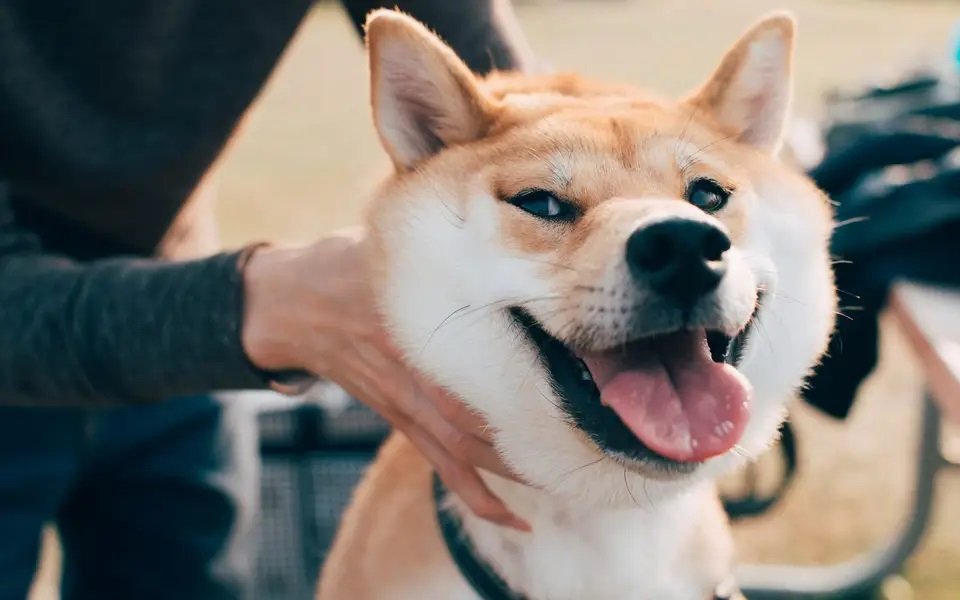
[511,296,762,472]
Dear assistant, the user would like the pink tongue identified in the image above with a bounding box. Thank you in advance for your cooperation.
[582,331,751,463]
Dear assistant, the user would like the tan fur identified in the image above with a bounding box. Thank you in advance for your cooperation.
[362,64,809,350]
[366,46,802,265]
[318,434,455,598]
[320,10,832,600]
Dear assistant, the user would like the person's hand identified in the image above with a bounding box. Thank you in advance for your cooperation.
[241,228,530,531]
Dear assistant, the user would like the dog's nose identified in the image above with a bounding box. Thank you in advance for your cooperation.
[626,219,730,305]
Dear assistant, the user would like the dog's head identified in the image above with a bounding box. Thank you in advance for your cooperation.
[364,10,835,507]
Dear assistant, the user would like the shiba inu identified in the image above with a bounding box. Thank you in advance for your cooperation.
[319,9,835,600]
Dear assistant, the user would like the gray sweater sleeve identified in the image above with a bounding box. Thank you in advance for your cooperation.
[0,192,268,406]
[0,0,528,407]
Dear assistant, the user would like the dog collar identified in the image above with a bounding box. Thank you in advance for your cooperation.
[432,473,742,600]
[433,473,529,600]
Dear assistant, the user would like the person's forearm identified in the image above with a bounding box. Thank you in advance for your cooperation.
[340,0,535,74]
[0,248,268,406]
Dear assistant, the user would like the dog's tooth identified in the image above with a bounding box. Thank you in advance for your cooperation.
[577,359,593,382]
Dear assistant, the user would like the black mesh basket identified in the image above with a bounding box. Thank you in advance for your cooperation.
[254,397,390,600]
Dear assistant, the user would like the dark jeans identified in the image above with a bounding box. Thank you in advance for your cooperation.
[0,395,259,600]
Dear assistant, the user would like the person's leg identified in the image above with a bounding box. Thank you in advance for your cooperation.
[0,407,84,600]
[57,396,259,600]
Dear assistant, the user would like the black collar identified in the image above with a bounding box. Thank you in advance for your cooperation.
[432,472,742,600]
[433,472,528,600]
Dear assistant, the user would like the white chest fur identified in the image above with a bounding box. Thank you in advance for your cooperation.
[437,480,731,600]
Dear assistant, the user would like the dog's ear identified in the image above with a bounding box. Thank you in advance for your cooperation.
[685,13,795,154]
[366,10,493,170]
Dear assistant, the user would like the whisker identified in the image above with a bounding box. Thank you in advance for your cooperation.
[674,105,699,173]
[516,256,580,273]
[534,386,569,422]
[439,199,465,228]
[833,216,869,230]
[752,314,776,355]
[419,304,471,355]
[623,468,642,508]
[555,456,605,484]
[837,288,861,300]
[422,295,566,354]
[682,132,737,171]
[762,290,811,307]
[460,295,563,321]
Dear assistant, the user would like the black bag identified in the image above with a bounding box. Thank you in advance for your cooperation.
[803,64,960,419]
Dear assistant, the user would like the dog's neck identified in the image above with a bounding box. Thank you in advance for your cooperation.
[446,474,733,600]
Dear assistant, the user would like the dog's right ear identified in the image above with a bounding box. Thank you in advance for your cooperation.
[366,10,493,171]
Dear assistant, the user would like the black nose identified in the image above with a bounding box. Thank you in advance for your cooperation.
[626,219,731,305]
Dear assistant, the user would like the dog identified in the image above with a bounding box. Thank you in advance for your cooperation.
[318,9,836,599]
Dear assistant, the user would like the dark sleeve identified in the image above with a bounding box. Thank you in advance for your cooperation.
[339,0,535,74]
[0,189,269,406]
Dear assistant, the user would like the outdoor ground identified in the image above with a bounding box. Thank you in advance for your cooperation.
[29,1,960,598]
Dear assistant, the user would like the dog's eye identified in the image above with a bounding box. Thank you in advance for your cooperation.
[508,190,576,221]
[686,178,731,213]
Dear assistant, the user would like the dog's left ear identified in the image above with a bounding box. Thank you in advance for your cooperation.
[366,10,494,171]
[685,13,795,154]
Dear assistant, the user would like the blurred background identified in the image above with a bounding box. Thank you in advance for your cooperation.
[28,0,960,598]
